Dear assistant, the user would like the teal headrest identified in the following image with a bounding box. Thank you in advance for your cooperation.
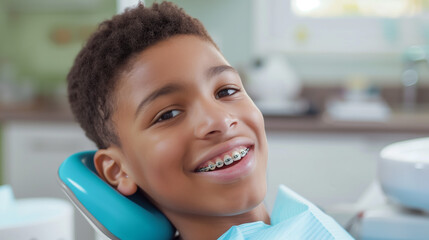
[58,151,175,239]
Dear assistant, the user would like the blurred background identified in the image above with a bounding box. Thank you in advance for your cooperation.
[0,0,428,239]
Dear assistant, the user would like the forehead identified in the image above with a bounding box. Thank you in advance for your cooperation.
[121,35,227,90]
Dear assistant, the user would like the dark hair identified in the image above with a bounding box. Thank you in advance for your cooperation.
[67,2,214,149]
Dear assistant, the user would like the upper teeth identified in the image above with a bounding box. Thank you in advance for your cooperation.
[215,158,224,168]
[240,149,247,157]
[232,151,241,161]
[197,147,249,172]
[224,155,233,165]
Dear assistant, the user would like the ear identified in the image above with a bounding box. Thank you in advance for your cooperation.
[94,147,138,196]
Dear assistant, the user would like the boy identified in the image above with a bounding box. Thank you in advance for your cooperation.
[67,2,353,239]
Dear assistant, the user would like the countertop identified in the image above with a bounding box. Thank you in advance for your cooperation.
[0,103,74,123]
[1,102,428,133]
[264,108,429,133]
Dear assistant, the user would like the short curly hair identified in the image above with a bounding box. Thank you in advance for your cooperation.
[67,2,215,149]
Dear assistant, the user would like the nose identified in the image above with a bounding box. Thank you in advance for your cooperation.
[193,99,238,139]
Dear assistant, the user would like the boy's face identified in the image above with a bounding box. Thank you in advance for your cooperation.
[109,35,268,217]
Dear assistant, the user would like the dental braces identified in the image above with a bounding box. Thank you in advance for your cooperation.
[197,147,250,172]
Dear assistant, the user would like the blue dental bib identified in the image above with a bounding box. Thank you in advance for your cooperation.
[218,185,354,240]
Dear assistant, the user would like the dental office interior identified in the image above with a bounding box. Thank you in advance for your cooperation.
[1,0,428,239]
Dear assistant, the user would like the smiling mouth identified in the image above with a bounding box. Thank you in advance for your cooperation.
[196,147,250,172]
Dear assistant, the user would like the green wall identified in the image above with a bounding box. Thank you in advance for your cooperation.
[0,1,8,59]
[146,0,252,67]
[1,0,116,94]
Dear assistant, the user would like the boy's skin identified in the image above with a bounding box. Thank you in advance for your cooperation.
[93,35,270,240]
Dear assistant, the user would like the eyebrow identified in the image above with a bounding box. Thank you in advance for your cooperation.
[206,65,237,79]
[134,64,238,118]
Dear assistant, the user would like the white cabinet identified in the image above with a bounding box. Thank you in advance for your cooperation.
[2,121,96,240]
[264,131,428,213]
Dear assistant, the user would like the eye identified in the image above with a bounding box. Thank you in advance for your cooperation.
[216,88,238,99]
[156,109,182,123]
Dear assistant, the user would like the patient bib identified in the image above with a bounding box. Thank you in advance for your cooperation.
[218,185,354,240]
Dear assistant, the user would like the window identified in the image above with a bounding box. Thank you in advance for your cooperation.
[253,0,429,81]
[291,0,429,18]
[253,0,429,54]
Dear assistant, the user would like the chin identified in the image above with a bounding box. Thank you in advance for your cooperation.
[215,178,267,217]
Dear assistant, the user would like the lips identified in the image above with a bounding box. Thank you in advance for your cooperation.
[193,139,254,173]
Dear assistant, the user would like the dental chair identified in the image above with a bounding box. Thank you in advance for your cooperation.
[57,151,175,240]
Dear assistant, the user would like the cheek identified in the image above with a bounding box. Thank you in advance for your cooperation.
[243,101,268,164]
[242,99,266,137]
[135,129,189,192]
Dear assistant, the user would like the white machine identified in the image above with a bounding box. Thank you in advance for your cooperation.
[354,137,429,240]
[0,185,74,240]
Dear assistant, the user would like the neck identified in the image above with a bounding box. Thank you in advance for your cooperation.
[166,203,270,240]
